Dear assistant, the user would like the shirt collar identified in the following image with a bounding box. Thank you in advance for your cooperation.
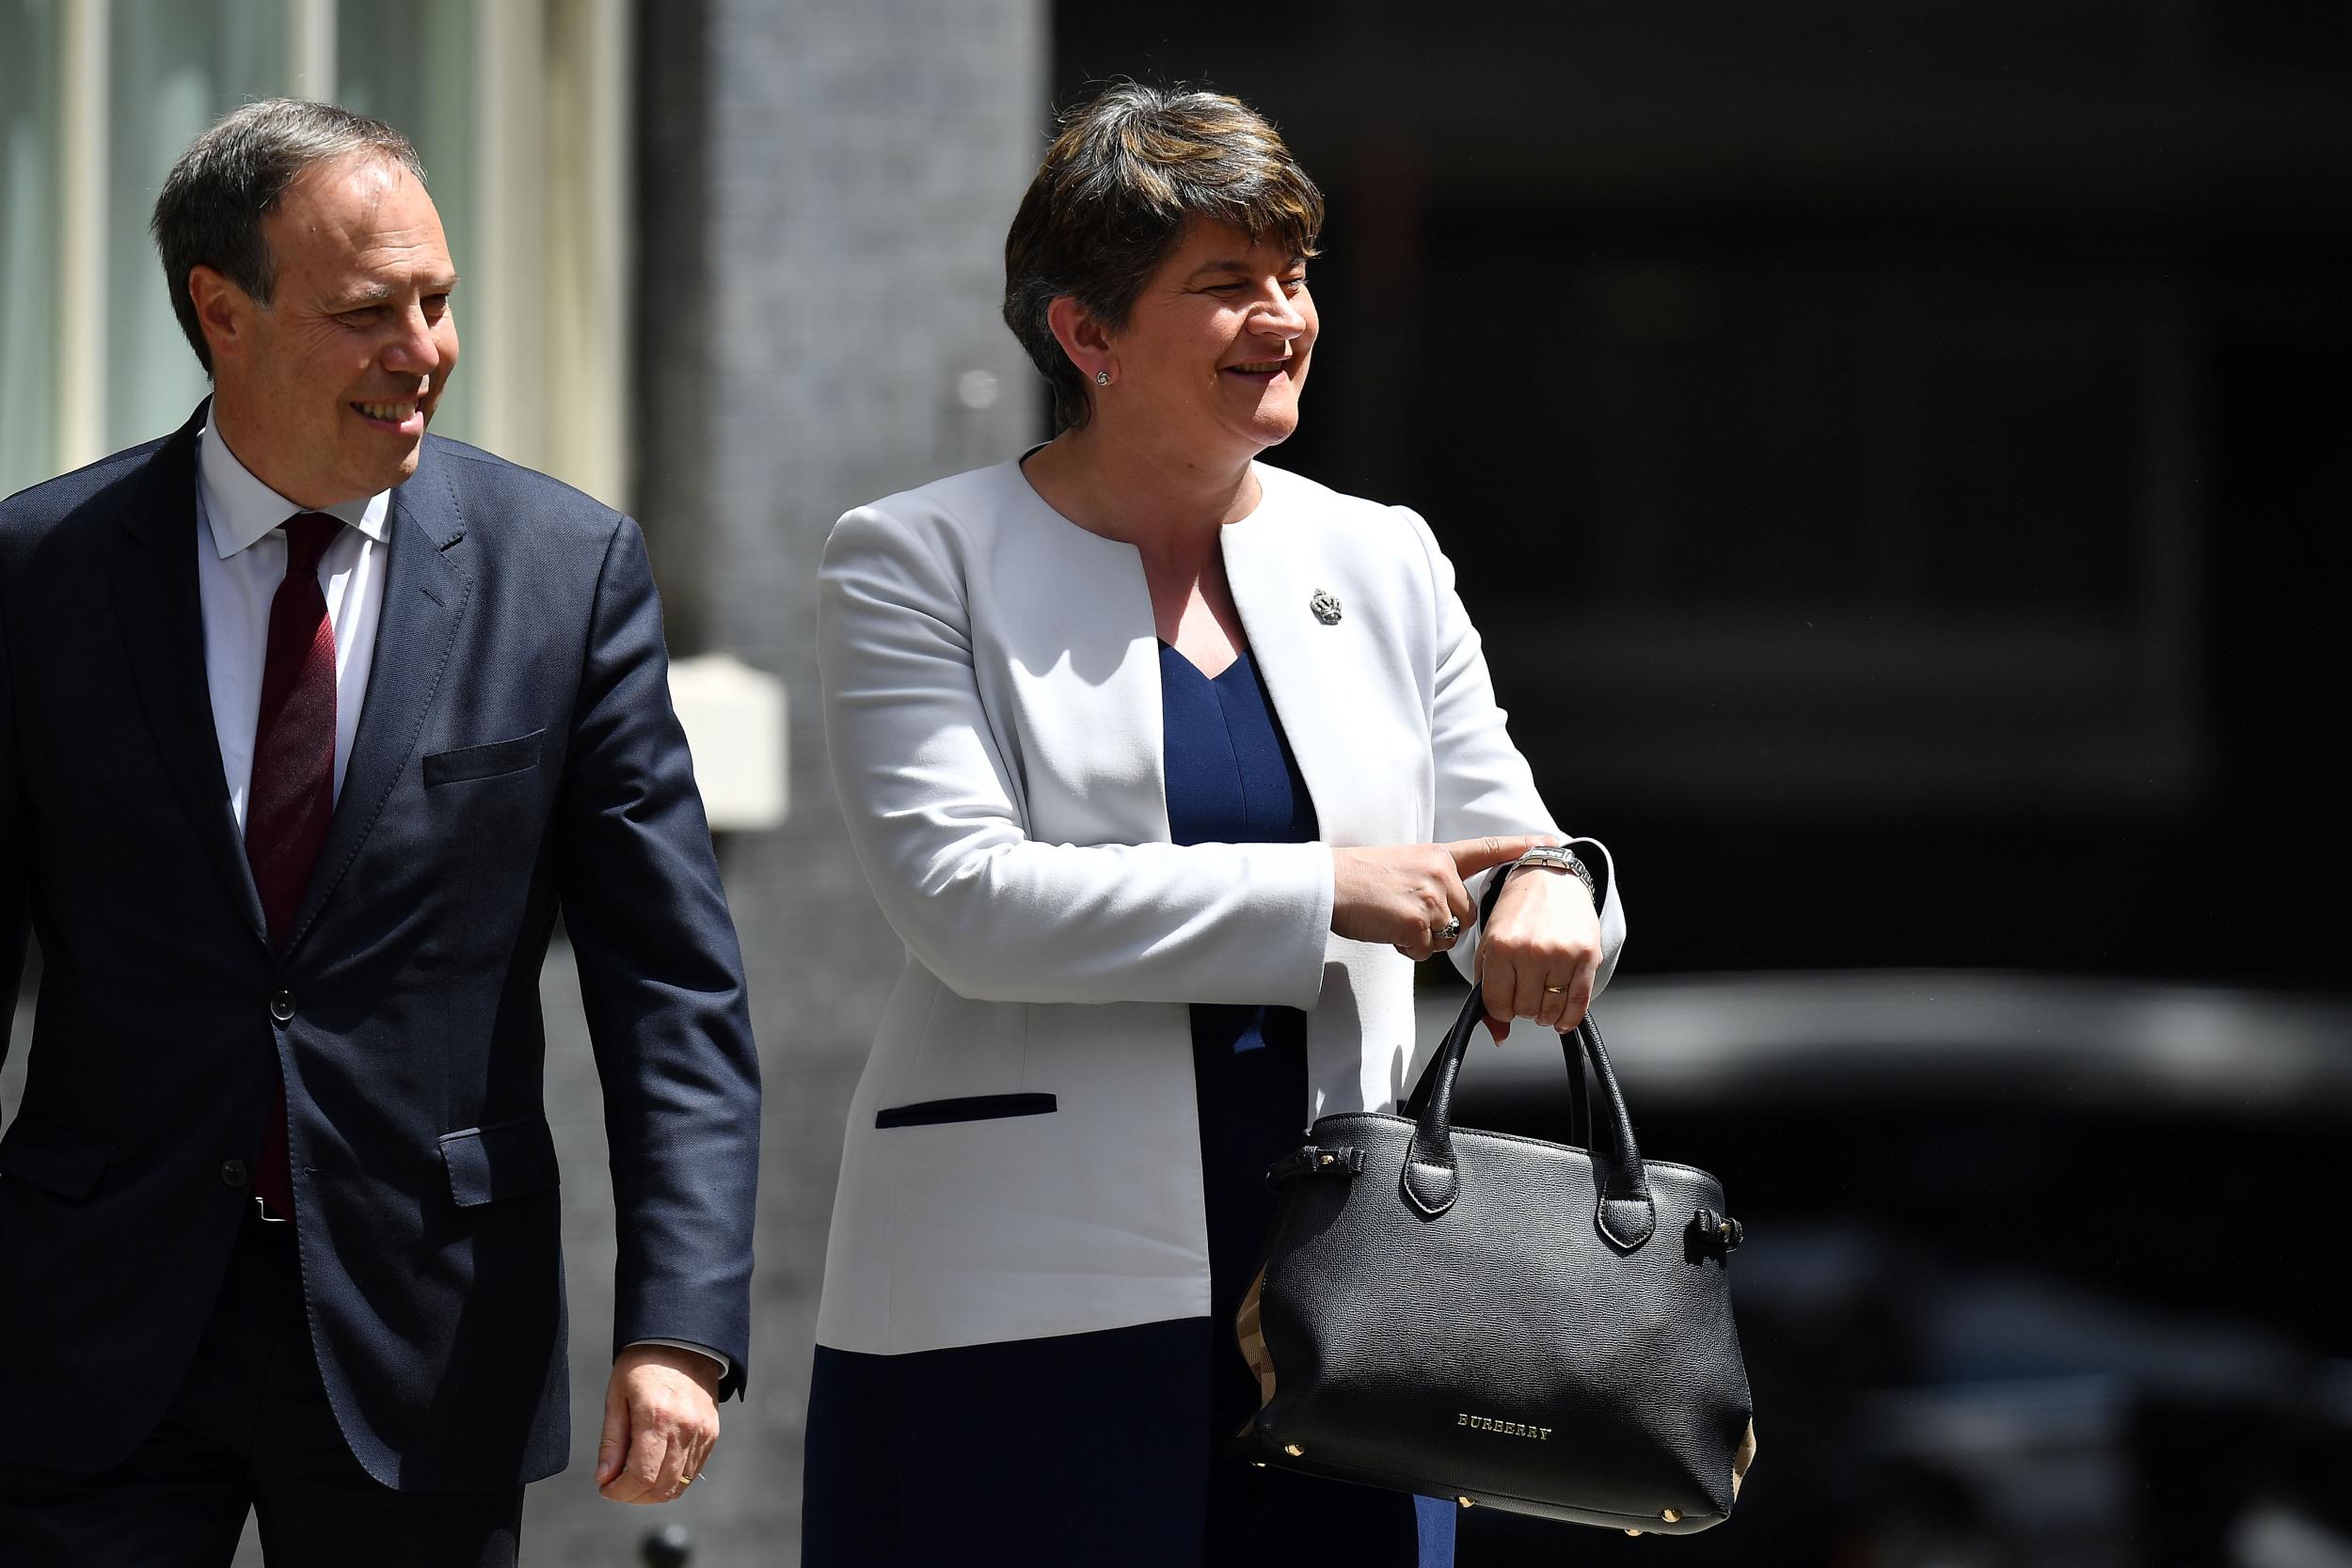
[198,408,393,561]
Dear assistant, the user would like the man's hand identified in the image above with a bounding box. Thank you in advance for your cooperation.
[596,1345,722,1504]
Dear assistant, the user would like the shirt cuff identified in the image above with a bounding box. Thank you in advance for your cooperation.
[626,1338,731,1379]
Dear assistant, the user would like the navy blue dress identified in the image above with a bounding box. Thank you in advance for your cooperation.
[803,646,1454,1567]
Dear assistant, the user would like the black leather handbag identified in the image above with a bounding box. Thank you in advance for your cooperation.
[1232,972,1757,1532]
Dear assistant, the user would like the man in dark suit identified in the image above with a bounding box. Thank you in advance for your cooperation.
[0,100,761,1565]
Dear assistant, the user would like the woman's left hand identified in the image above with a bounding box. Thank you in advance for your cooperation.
[1476,866,1602,1041]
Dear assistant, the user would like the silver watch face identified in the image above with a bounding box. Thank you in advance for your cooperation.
[1516,847,1593,895]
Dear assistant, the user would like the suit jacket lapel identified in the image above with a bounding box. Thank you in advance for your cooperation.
[283,440,473,956]
[109,405,271,947]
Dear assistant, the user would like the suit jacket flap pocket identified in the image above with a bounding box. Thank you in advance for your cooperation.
[438,1116,562,1208]
[0,1113,115,1199]
[423,729,546,785]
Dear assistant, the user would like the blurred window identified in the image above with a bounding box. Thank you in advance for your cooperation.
[0,0,62,500]
[335,0,483,446]
[0,0,630,509]
[102,0,286,451]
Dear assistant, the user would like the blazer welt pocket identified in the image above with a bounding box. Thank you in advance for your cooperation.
[438,1116,562,1208]
[0,1112,115,1200]
[423,729,546,786]
[874,1093,1058,1130]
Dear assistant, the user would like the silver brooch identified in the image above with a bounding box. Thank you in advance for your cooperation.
[1310,589,1343,626]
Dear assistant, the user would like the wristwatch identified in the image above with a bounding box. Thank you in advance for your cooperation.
[1509,845,1596,904]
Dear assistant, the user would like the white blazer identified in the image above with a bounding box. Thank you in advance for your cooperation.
[814,457,1627,1357]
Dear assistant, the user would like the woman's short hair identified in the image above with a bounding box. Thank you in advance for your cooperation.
[1004,83,1324,433]
[151,98,426,374]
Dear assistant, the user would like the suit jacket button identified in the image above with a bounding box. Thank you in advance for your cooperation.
[221,1159,248,1187]
[270,992,295,1024]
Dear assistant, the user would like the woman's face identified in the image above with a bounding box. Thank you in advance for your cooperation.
[1102,220,1316,461]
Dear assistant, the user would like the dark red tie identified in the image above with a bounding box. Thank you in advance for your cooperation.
[246,513,342,1217]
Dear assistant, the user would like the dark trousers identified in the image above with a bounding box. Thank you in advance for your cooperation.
[803,1323,1454,1567]
[0,1206,525,1568]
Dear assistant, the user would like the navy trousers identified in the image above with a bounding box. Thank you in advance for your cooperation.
[803,1323,1454,1566]
[0,1208,524,1568]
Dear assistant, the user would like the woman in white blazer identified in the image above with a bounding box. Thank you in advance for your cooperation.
[804,85,1627,1567]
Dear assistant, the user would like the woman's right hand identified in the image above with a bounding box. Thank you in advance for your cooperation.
[1330,835,1552,960]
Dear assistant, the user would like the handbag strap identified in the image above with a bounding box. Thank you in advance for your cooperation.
[1398,876,1657,1249]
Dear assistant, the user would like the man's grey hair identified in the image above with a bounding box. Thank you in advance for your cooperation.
[151,98,427,374]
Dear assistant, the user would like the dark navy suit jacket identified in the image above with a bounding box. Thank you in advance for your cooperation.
[0,404,760,1491]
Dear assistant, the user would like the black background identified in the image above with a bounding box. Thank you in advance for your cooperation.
[1055,0,2352,989]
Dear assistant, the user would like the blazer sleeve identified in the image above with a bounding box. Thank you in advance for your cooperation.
[555,515,761,1399]
[1400,507,1629,997]
[818,503,1335,1008]
[0,594,24,1079]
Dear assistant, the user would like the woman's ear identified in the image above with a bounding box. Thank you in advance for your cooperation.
[1046,296,1117,388]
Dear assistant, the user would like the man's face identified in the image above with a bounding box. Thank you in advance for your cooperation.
[201,152,459,508]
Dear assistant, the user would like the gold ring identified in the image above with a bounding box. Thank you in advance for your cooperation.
[1544,986,1568,994]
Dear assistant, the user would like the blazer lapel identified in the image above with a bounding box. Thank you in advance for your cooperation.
[1222,468,1416,1118]
[1219,475,1380,847]
[993,472,1171,847]
[109,406,271,947]
[283,440,473,955]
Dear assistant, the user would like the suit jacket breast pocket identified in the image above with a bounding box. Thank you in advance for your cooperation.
[422,729,546,786]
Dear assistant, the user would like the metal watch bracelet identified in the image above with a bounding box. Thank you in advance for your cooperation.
[1507,845,1596,904]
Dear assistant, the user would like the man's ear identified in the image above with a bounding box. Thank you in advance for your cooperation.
[186,264,253,369]
[1045,295,1116,387]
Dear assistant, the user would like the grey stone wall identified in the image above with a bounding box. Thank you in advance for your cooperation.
[524,4,1048,1564]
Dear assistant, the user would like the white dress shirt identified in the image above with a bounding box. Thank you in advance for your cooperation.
[192,414,727,1385]
[196,413,388,829]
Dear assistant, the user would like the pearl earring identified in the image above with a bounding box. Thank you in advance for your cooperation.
[1094,370,1110,387]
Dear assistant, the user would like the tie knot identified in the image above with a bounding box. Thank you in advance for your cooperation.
[281,513,342,575]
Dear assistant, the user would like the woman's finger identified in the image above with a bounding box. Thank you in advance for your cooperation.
[1480,945,1518,1025]
[1533,974,1573,1032]
[1507,952,1550,1024]
[1444,834,1550,879]
[1560,949,1600,1030]
[1439,866,1475,931]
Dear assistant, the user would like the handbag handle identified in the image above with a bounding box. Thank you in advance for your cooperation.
[1398,878,1657,1249]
